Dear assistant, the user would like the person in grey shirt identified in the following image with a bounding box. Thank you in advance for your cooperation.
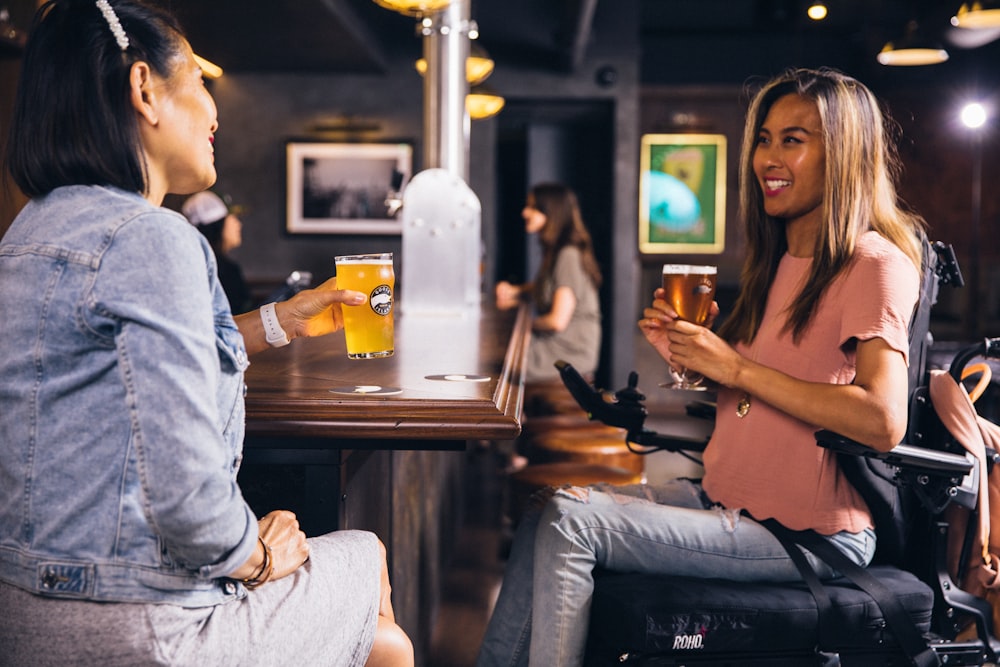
[495,182,603,383]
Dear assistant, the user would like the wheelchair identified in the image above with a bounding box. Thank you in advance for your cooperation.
[553,241,1000,666]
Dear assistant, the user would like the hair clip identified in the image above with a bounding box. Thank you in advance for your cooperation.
[95,0,129,51]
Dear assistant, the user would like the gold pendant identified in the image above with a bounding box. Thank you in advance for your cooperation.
[736,394,751,418]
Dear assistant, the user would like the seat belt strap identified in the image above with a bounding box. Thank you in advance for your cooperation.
[762,519,940,667]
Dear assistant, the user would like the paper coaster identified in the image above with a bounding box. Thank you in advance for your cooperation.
[330,385,403,396]
[425,374,491,383]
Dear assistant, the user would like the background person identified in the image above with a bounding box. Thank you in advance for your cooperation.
[182,189,253,314]
[495,182,603,384]
[477,67,926,666]
[0,1,412,665]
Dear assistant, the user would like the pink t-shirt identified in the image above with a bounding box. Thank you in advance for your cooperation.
[702,231,920,534]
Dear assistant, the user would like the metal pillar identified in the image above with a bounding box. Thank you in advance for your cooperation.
[420,0,471,180]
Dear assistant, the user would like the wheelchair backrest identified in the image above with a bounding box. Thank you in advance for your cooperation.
[852,237,962,567]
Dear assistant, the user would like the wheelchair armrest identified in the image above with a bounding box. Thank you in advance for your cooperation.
[815,429,973,477]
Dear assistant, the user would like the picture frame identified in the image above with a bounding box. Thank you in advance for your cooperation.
[638,133,726,254]
[285,141,413,235]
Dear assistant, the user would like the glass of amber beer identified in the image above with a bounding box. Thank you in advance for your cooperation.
[661,264,717,389]
[334,253,395,359]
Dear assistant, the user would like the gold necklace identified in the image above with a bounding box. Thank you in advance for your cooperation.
[737,393,751,418]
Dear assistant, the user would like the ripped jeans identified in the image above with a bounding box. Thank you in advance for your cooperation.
[476,478,876,667]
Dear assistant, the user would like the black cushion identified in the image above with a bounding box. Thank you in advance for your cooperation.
[587,565,933,660]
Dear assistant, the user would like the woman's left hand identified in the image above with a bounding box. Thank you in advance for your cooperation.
[662,317,743,387]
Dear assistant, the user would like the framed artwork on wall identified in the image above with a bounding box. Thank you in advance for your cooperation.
[285,141,412,235]
[638,133,726,254]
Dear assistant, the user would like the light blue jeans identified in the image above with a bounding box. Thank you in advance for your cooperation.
[476,479,876,667]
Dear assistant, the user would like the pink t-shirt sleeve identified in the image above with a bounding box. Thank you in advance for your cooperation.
[835,240,918,366]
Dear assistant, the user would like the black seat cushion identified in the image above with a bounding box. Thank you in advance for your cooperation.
[587,565,933,660]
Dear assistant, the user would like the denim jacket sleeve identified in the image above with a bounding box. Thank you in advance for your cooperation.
[87,210,257,579]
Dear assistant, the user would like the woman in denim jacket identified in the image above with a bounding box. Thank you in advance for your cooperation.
[0,1,412,665]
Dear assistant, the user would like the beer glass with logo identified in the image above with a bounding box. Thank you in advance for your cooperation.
[334,253,395,359]
[662,264,717,389]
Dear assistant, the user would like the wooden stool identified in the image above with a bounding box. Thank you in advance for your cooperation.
[521,413,623,441]
[529,430,643,475]
[524,380,587,417]
[508,462,644,523]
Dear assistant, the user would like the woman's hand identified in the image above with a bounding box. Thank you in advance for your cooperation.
[639,287,721,370]
[662,318,743,387]
[283,277,365,339]
[495,280,523,310]
[229,509,309,585]
[257,510,310,581]
[236,277,365,356]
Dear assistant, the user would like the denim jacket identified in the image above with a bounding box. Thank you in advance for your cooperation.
[0,186,257,606]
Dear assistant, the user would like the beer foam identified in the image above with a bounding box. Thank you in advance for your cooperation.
[662,264,717,274]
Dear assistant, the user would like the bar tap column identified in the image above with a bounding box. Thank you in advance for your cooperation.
[401,0,483,315]
[419,0,471,179]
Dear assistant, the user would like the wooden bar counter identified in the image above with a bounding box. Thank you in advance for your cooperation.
[240,303,529,664]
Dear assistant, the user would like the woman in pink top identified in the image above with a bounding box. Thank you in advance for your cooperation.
[477,67,925,667]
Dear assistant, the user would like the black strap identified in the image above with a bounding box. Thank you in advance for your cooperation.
[766,520,840,656]
[762,519,940,667]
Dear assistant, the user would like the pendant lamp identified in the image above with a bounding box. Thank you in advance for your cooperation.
[877,20,949,66]
[953,2,1000,28]
[372,0,451,16]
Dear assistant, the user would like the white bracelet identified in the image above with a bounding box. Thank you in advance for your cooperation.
[260,303,290,347]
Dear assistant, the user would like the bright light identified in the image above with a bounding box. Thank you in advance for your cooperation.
[961,102,988,129]
[807,3,828,21]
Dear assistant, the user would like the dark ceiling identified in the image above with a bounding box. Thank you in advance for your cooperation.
[170,0,1000,86]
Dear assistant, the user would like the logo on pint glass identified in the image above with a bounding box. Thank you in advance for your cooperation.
[693,282,713,296]
[370,285,392,316]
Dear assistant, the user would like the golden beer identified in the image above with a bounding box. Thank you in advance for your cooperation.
[335,253,395,359]
[662,264,717,325]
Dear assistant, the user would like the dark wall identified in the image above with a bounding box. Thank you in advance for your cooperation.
[202,1,641,383]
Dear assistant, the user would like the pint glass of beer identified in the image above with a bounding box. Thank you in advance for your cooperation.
[661,264,717,388]
[334,253,395,359]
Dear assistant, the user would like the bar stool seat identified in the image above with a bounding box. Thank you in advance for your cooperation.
[524,379,590,417]
[507,462,644,523]
[521,413,623,441]
[528,430,643,475]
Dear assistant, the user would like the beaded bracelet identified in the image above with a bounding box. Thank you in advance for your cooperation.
[242,536,274,590]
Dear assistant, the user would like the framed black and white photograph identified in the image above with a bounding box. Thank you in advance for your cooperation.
[285,141,412,235]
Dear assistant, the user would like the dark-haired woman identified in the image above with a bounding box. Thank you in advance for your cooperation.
[478,67,924,667]
[495,182,603,383]
[0,1,412,665]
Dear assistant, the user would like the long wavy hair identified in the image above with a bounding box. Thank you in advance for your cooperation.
[717,67,925,345]
[530,182,603,306]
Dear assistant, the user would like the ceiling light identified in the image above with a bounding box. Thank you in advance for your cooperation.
[807,3,828,21]
[952,2,1000,29]
[877,20,949,66]
[961,102,988,129]
[372,0,451,16]
[193,54,223,79]
[415,42,495,85]
[466,85,505,120]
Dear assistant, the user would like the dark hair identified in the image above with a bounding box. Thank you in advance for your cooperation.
[530,182,603,305]
[4,0,186,197]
